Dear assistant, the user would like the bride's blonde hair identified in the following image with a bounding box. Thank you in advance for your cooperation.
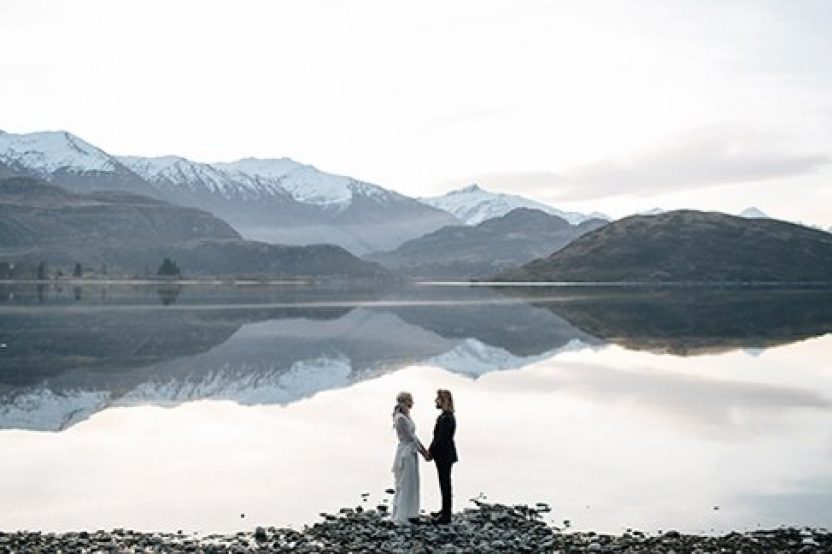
[392,391,413,418]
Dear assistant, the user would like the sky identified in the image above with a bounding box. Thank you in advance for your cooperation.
[1,0,830,226]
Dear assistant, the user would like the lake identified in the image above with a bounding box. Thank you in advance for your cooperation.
[1,282,831,535]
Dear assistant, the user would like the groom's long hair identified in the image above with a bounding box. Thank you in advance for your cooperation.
[437,389,455,412]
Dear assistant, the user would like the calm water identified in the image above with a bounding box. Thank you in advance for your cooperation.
[1,283,831,534]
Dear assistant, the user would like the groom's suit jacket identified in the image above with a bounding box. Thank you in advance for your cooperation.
[429,410,458,465]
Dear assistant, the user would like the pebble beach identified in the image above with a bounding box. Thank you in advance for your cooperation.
[2,501,830,553]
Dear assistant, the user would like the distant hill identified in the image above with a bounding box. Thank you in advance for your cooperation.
[0,177,395,280]
[496,210,832,283]
[0,177,240,248]
[96,240,397,279]
[366,208,607,279]
[643,206,772,219]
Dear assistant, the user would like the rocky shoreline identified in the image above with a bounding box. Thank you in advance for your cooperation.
[1,500,830,553]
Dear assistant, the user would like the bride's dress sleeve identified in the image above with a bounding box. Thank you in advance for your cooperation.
[395,414,418,444]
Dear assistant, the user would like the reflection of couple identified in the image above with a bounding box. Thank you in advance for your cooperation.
[391,389,457,525]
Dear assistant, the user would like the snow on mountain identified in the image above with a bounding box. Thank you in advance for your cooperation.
[0,130,119,175]
[0,388,110,432]
[121,154,397,206]
[213,157,304,180]
[118,356,352,406]
[213,157,348,204]
[118,155,253,197]
[0,130,402,209]
[0,357,353,432]
[739,207,770,219]
[428,337,590,376]
[155,156,450,253]
[218,159,397,205]
[421,184,602,225]
[258,164,353,205]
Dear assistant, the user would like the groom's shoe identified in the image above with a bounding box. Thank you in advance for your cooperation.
[431,513,451,525]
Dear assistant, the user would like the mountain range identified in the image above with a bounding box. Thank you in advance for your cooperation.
[4,129,829,283]
[0,130,459,254]
[0,130,599,255]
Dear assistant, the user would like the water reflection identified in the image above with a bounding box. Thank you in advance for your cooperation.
[1,284,831,431]
[156,283,182,306]
[498,286,832,354]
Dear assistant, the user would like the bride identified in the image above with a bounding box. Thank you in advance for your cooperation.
[390,391,430,524]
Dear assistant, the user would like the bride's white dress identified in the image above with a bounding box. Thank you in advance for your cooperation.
[391,412,420,524]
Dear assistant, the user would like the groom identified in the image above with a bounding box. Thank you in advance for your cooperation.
[426,388,457,524]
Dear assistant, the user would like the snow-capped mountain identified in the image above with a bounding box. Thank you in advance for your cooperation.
[420,184,606,225]
[0,130,159,197]
[739,206,770,219]
[0,130,119,174]
[119,155,386,206]
[214,158,390,206]
[0,130,458,254]
[117,155,255,198]
[125,154,455,253]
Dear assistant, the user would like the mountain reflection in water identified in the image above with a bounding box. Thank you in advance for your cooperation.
[0,283,830,430]
[496,285,832,354]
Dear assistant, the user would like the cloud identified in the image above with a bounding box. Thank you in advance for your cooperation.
[469,127,831,201]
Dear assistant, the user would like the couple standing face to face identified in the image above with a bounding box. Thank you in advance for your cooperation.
[391,389,457,525]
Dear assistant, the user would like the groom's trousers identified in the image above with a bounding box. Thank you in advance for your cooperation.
[436,460,453,518]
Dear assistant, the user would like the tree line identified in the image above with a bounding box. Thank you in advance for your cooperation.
[0,259,182,280]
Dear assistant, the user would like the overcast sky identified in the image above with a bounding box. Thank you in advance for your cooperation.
[1,0,830,226]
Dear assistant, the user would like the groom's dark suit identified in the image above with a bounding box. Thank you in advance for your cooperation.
[428,410,457,522]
